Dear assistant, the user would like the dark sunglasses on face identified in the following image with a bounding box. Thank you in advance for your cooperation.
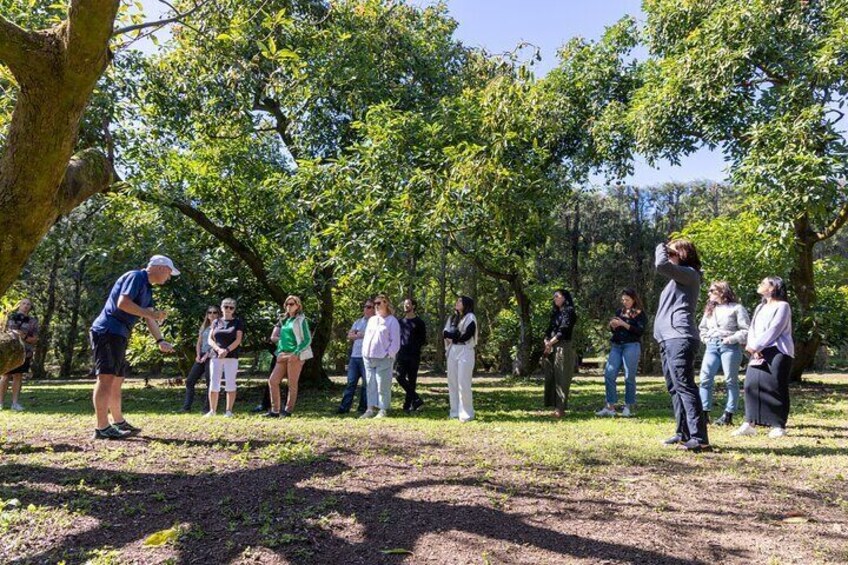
[286,302,297,306]
[208,311,220,315]
[222,305,235,310]
[364,304,374,309]
[374,301,384,305]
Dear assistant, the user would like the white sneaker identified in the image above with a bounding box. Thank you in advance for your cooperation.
[224,411,234,418]
[731,422,757,436]
[10,402,24,412]
[621,405,634,418]
[375,409,388,419]
[360,409,376,419]
[595,406,617,417]
[768,427,787,438]
[203,411,215,418]
[459,416,474,422]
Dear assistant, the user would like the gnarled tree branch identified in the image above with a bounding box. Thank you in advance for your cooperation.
[58,148,118,216]
[816,198,848,242]
[0,15,47,79]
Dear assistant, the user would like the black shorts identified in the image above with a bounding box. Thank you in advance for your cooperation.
[90,331,130,377]
[7,357,32,374]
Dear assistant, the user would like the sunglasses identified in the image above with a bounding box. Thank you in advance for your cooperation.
[708,288,718,293]
[222,305,235,310]
[285,302,297,307]
[374,300,384,305]
[364,304,374,309]
[207,311,220,315]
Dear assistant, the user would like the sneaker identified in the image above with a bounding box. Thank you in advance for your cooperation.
[280,410,292,418]
[262,411,281,418]
[224,411,234,418]
[203,411,215,418]
[10,402,24,412]
[731,422,757,436]
[714,412,733,426]
[678,438,712,452]
[93,425,131,440]
[251,405,266,413]
[662,434,683,446]
[595,406,617,417]
[621,405,634,418]
[768,427,787,438]
[375,409,387,419]
[412,398,425,412]
[113,420,141,436]
[335,407,349,414]
[459,416,474,422]
[360,409,376,419]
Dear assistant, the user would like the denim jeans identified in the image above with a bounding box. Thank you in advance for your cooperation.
[604,342,640,406]
[698,340,742,413]
[338,356,367,412]
[364,356,395,411]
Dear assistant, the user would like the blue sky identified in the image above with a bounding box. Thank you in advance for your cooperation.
[139,0,728,185]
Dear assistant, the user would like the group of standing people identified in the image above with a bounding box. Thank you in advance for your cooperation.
[1,249,794,446]
[589,240,794,452]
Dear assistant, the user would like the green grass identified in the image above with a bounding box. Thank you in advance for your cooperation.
[1,370,846,564]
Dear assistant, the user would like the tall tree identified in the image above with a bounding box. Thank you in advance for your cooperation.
[629,0,848,379]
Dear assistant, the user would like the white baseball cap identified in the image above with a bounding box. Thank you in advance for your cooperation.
[147,255,180,275]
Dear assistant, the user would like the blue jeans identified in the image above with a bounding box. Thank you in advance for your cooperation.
[604,342,640,405]
[339,357,367,412]
[698,341,742,413]
[365,356,394,410]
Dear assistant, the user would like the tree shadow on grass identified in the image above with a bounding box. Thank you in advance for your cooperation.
[1,452,711,565]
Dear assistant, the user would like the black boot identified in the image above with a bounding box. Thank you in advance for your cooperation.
[714,411,733,426]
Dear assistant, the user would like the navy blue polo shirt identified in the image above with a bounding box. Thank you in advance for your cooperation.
[91,270,154,338]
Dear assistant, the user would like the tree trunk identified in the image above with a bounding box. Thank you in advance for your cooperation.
[0,332,26,375]
[0,2,120,295]
[31,243,62,379]
[570,198,581,292]
[789,217,819,382]
[300,265,334,388]
[434,240,448,373]
[510,275,533,377]
[60,257,86,378]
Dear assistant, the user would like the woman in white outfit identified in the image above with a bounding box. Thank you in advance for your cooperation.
[444,296,477,422]
[206,298,244,417]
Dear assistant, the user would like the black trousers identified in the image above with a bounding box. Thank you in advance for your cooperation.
[183,359,210,411]
[744,346,791,428]
[395,354,422,410]
[661,338,709,444]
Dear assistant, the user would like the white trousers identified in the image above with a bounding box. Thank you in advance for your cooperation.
[209,357,238,392]
[447,344,475,420]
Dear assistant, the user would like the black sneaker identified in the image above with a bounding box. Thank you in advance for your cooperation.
[262,411,281,418]
[678,439,712,453]
[412,398,424,411]
[280,410,292,418]
[662,434,683,446]
[714,412,733,426]
[93,426,131,440]
[113,420,141,436]
[336,407,349,414]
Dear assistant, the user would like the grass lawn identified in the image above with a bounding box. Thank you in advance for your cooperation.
[1,369,846,564]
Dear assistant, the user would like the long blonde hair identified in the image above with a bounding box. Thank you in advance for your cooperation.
[374,293,395,315]
[283,295,303,318]
[199,305,220,331]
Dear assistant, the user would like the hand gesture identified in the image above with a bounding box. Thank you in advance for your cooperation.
[158,341,175,354]
[217,348,228,359]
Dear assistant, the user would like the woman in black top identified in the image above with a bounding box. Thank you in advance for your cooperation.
[541,289,577,418]
[206,298,244,417]
[596,288,647,418]
[2,298,39,411]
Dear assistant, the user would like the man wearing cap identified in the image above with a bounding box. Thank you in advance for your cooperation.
[89,255,178,439]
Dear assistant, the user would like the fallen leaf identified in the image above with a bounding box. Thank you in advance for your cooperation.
[143,525,181,547]
[380,548,414,555]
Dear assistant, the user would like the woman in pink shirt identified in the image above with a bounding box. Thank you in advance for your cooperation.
[360,294,401,418]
